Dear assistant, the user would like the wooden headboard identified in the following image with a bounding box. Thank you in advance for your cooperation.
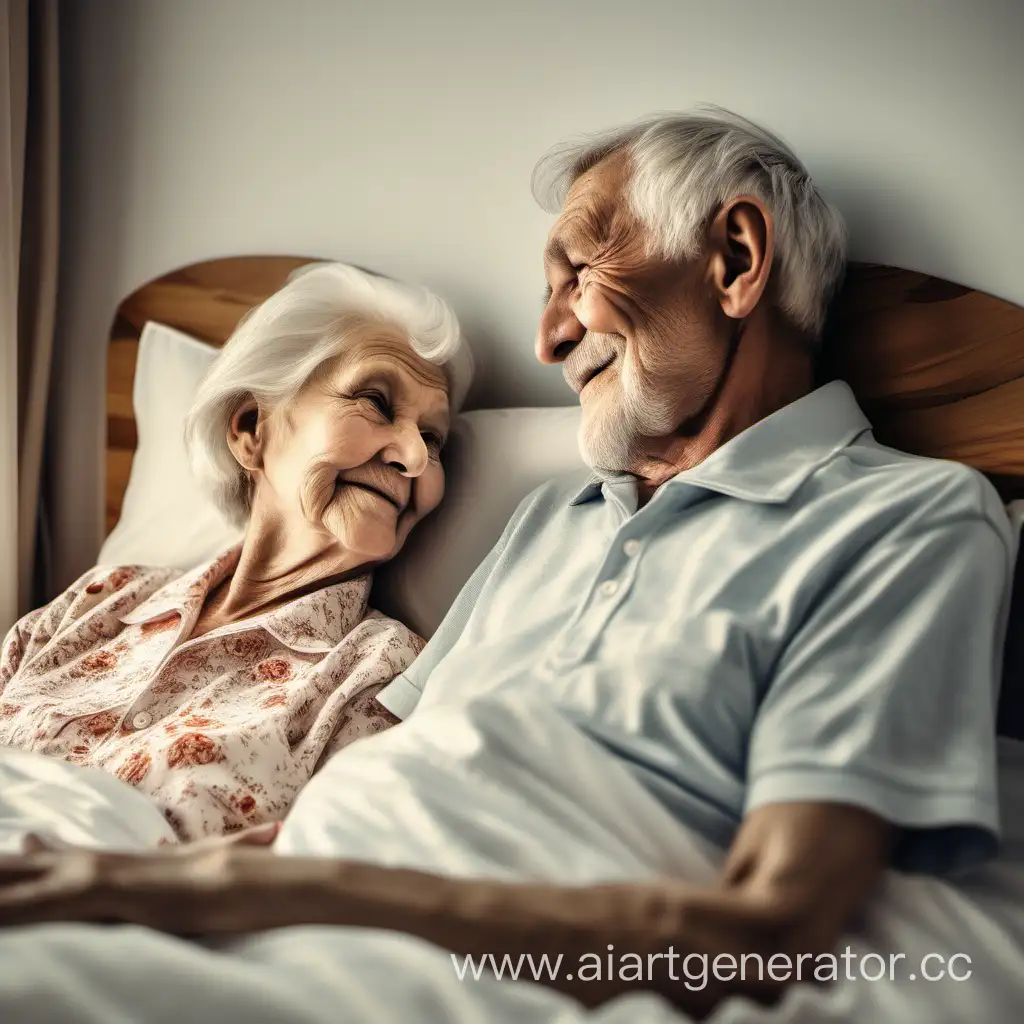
[824,266,1024,501]
[106,256,316,532]
[105,257,1024,534]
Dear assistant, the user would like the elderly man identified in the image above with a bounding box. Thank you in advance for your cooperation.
[0,109,1016,1024]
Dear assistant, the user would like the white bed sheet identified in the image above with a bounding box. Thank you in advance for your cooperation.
[1,702,1023,1023]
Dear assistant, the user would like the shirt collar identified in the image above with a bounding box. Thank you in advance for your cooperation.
[119,547,240,626]
[120,545,374,652]
[258,574,373,653]
[570,381,872,507]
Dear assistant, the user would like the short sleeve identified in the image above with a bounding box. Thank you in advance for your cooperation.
[746,504,1013,875]
[376,530,510,720]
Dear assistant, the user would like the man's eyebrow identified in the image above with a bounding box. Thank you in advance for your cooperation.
[542,236,568,307]
[543,238,566,265]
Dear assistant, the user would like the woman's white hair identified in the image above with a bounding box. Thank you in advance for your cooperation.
[531,105,847,337]
[185,262,473,526]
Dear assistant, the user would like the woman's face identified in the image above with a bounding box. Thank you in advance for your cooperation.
[243,323,451,566]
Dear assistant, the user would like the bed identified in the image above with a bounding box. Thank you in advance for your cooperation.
[2,255,1024,1023]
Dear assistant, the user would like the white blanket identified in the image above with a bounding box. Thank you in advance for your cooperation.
[2,695,1024,1023]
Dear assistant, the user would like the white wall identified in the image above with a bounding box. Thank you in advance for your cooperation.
[52,0,1024,590]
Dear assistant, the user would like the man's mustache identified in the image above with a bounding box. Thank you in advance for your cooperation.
[562,333,622,393]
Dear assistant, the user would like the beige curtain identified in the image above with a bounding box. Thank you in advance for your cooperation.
[0,0,60,631]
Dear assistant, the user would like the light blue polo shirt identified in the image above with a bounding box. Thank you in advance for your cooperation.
[378,382,1015,873]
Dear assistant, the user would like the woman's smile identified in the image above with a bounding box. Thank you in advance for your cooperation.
[337,477,405,512]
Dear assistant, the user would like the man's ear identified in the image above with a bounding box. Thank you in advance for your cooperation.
[225,398,265,472]
[705,195,774,321]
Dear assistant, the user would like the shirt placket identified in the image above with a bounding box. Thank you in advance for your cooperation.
[543,480,709,674]
[120,617,284,733]
[44,617,182,750]
[119,600,208,734]
[545,481,661,671]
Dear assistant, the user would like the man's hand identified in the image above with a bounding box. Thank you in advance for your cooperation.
[18,820,281,856]
[0,822,282,930]
[0,802,892,1016]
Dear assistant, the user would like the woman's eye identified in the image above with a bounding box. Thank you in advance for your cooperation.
[422,433,443,458]
[361,392,391,417]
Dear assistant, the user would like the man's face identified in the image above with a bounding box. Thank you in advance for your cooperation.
[537,152,730,474]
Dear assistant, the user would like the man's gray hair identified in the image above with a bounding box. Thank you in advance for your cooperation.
[531,106,847,337]
[184,262,473,527]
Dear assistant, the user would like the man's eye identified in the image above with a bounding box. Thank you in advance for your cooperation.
[422,433,444,456]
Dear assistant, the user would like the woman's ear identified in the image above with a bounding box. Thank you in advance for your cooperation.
[226,398,265,472]
[705,195,775,321]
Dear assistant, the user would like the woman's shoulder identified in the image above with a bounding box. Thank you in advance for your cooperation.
[352,608,427,656]
[38,562,180,633]
[75,561,181,592]
[311,608,424,684]
[3,562,183,676]
[51,562,181,616]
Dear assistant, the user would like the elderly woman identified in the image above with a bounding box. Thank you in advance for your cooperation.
[0,263,472,843]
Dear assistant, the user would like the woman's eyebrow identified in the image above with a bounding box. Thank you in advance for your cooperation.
[420,408,451,438]
[349,365,450,434]
[346,368,394,391]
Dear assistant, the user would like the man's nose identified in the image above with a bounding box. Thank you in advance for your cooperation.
[535,296,586,365]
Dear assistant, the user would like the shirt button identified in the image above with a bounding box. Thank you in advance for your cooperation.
[622,540,641,557]
[131,712,153,730]
[600,579,620,597]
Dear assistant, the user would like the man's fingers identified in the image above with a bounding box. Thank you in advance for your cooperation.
[0,881,64,924]
[21,834,55,855]
[227,822,280,847]
[0,863,85,926]
[0,856,51,886]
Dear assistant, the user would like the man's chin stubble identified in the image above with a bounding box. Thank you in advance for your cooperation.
[578,410,642,475]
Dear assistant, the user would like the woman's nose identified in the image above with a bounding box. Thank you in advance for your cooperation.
[383,424,429,477]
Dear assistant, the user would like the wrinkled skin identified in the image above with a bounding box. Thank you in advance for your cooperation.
[193,324,451,635]
[537,150,812,501]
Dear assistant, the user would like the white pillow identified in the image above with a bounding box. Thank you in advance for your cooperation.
[98,320,586,638]
[1009,500,1024,541]
[373,406,585,637]
[98,322,243,569]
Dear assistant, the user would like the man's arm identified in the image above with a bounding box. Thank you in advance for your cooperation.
[0,800,889,1015]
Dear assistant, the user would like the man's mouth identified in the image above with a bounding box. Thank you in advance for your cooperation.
[339,479,404,512]
[581,356,615,391]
